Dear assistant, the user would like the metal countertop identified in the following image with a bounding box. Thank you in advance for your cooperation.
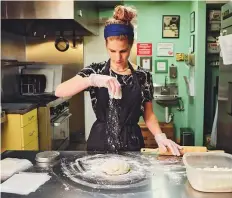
[1,151,232,198]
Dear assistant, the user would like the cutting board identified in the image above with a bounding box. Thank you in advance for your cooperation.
[141,146,224,156]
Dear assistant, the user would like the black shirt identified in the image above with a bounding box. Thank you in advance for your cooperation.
[77,61,154,116]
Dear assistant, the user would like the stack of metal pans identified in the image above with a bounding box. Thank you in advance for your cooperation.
[35,151,60,168]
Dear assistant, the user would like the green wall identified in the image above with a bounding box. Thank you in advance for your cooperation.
[126,1,206,144]
[126,1,190,141]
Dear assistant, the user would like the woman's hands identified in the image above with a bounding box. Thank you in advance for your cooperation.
[154,133,182,156]
[89,74,122,99]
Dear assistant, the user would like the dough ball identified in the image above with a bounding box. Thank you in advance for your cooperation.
[101,159,130,175]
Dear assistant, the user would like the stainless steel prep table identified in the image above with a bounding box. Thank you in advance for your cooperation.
[1,151,232,198]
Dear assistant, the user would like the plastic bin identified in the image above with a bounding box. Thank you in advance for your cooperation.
[183,152,232,192]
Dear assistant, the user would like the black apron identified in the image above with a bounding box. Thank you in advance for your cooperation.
[87,60,145,152]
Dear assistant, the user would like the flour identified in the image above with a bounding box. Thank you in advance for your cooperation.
[144,155,187,185]
[106,99,121,152]
[61,153,152,189]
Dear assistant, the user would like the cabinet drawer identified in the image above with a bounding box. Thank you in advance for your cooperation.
[23,140,39,150]
[20,109,37,127]
[21,120,38,147]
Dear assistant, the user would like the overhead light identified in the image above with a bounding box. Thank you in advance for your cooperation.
[33,31,36,36]
[44,34,46,38]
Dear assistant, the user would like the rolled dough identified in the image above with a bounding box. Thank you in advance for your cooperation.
[101,159,130,175]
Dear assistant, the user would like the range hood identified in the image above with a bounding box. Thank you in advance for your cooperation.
[1,1,99,37]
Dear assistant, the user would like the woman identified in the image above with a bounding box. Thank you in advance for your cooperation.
[55,5,181,155]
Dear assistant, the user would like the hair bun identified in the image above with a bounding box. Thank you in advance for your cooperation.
[113,5,137,23]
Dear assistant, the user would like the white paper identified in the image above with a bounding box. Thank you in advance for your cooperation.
[219,34,232,65]
[0,172,51,195]
[142,58,151,70]
[157,62,166,71]
[1,158,33,181]
[157,43,174,57]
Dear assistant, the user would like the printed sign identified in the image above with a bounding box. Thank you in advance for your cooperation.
[157,43,174,57]
[137,43,152,56]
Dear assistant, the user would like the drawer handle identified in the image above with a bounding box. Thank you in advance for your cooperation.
[28,116,34,121]
[29,130,35,136]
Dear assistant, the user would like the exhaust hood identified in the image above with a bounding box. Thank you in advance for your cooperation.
[1,1,99,37]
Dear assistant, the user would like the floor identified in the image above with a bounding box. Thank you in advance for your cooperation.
[66,131,87,151]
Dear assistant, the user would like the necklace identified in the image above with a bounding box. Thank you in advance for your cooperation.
[110,66,129,73]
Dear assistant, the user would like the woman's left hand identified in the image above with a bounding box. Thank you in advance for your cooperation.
[154,133,182,156]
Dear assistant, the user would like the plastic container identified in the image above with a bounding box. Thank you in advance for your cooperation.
[183,152,232,192]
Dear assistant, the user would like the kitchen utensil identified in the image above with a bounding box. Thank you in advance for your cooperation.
[35,151,60,163]
[183,152,232,192]
[140,146,224,156]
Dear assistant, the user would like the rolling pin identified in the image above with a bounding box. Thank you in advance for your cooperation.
[141,146,224,156]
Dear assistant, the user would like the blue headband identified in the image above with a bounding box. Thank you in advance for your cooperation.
[104,24,134,39]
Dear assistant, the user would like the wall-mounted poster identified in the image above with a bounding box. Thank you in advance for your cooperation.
[140,57,152,71]
[137,43,152,56]
[162,15,180,38]
[157,43,174,57]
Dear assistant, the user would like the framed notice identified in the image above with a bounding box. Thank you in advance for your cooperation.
[162,15,180,38]
[157,43,174,57]
[155,60,168,73]
[137,43,152,56]
[140,57,152,71]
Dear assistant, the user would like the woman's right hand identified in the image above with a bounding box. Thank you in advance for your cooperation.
[89,74,122,99]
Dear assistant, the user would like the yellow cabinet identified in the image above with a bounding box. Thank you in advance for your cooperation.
[2,108,39,151]
[22,139,39,150]
[20,109,37,127]
[21,121,38,147]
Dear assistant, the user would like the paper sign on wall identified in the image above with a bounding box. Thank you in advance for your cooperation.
[157,62,166,71]
[157,43,174,57]
[142,59,150,70]
[137,43,152,56]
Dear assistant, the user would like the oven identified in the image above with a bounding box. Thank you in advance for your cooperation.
[19,64,72,150]
[51,108,72,150]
